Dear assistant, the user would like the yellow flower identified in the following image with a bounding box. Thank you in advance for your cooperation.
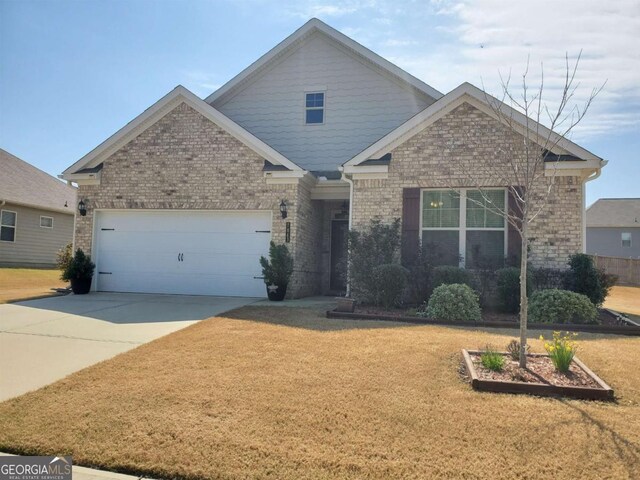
[539,335,544,341]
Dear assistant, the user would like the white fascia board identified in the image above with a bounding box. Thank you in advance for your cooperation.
[351,173,389,180]
[205,18,443,105]
[61,170,102,185]
[344,82,603,167]
[62,86,303,179]
[263,170,306,178]
[311,178,350,200]
[342,164,389,174]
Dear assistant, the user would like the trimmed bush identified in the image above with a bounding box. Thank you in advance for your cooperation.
[529,289,598,324]
[371,263,408,308]
[496,267,532,313]
[404,246,434,306]
[418,283,481,322]
[348,219,401,304]
[259,242,294,287]
[530,267,566,291]
[431,266,472,290]
[56,243,73,277]
[61,248,95,282]
[564,253,616,307]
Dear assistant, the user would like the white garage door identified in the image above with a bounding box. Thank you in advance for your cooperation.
[94,210,272,297]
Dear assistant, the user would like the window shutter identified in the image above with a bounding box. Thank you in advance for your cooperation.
[507,187,525,263]
[401,188,421,266]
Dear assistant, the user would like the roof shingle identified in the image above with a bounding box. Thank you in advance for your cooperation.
[0,148,76,214]
[586,198,640,228]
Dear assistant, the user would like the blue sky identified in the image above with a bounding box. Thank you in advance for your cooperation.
[1,0,638,205]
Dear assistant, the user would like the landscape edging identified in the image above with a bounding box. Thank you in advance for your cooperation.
[326,310,640,336]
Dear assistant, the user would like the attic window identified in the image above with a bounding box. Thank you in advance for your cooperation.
[305,92,324,124]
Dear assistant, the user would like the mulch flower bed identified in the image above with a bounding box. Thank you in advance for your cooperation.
[469,351,599,388]
[461,350,614,400]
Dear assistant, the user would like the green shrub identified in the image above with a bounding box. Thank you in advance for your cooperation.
[496,267,532,313]
[61,249,95,281]
[56,243,73,277]
[530,267,566,291]
[348,219,401,304]
[529,289,598,324]
[480,345,505,371]
[564,253,616,306]
[259,242,294,287]
[418,283,481,322]
[370,263,408,308]
[404,245,433,305]
[431,266,472,290]
[541,331,578,373]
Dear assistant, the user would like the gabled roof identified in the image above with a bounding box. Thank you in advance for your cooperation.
[344,82,603,168]
[587,198,640,228]
[62,86,302,177]
[0,148,76,214]
[205,18,443,105]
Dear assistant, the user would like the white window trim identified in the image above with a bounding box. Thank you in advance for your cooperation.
[0,209,17,243]
[40,215,54,229]
[622,232,632,248]
[419,188,508,267]
[304,91,325,125]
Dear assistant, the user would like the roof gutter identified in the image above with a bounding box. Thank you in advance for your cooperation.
[340,167,354,298]
[580,159,607,253]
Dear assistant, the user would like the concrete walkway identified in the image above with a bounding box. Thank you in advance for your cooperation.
[0,292,256,401]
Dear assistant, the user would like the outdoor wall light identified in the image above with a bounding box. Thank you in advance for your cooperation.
[78,199,87,216]
[279,200,288,219]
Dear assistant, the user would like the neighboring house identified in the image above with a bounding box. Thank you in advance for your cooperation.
[0,149,76,267]
[586,198,640,258]
[61,19,605,298]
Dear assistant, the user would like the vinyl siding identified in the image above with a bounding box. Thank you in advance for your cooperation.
[586,227,640,258]
[0,203,74,267]
[213,32,434,172]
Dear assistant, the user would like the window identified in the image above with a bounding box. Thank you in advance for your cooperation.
[305,92,324,124]
[622,232,632,248]
[40,216,54,228]
[421,189,507,267]
[1,210,17,242]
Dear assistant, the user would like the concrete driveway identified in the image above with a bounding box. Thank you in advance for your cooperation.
[0,292,256,401]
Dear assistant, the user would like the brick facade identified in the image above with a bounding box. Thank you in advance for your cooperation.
[74,102,319,298]
[351,103,584,268]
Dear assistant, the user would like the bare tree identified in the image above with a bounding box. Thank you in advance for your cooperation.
[440,53,603,368]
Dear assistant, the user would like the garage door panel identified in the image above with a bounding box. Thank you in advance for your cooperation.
[181,253,264,276]
[98,211,271,233]
[94,210,272,297]
[98,272,266,297]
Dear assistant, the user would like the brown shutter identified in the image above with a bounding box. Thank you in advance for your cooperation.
[507,187,525,264]
[401,188,421,266]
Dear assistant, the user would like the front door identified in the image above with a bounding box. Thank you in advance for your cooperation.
[330,220,348,293]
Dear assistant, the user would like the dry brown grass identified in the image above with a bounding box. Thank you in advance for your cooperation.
[604,285,640,316]
[1,305,639,479]
[0,268,66,303]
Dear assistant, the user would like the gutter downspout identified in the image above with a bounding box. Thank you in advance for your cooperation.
[340,168,354,297]
[582,160,606,253]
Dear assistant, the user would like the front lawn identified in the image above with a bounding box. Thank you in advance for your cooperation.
[0,267,67,303]
[0,306,638,479]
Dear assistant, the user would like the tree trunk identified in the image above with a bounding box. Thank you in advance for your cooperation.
[519,220,529,369]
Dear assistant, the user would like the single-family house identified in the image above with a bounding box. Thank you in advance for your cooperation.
[60,19,605,298]
[1,148,76,267]
[587,198,640,258]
